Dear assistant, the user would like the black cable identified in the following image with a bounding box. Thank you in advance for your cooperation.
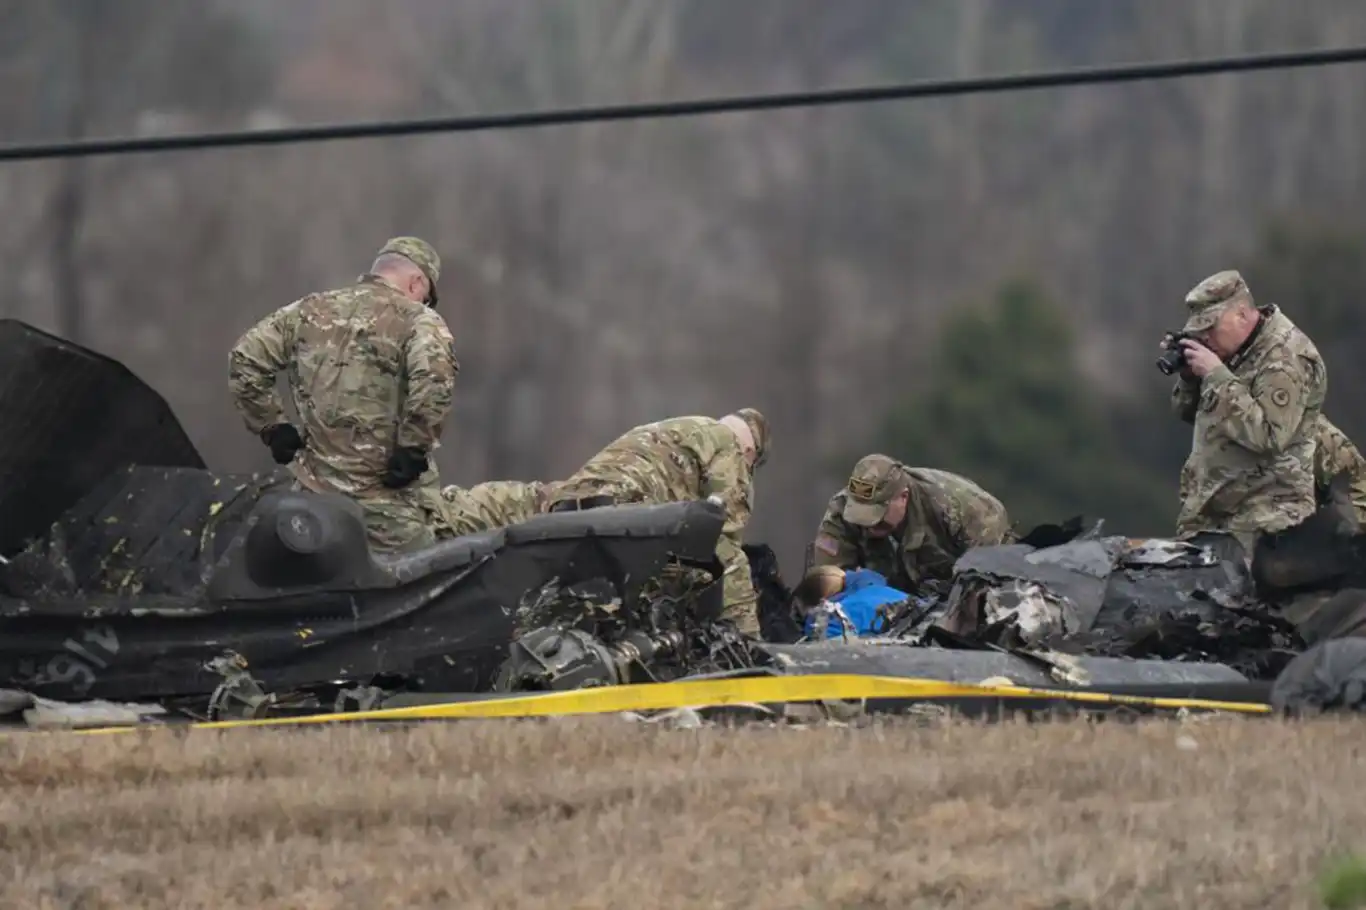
[3,43,1366,162]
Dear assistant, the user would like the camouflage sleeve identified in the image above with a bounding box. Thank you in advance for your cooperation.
[1313,420,1336,501]
[810,494,861,570]
[951,494,1013,549]
[1171,375,1201,425]
[227,302,300,434]
[700,447,758,616]
[1315,423,1366,522]
[397,310,460,452]
[1202,359,1314,455]
[1352,477,1366,528]
[1178,459,1194,504]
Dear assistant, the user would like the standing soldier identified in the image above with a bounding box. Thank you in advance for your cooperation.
[228,237,459,553]
[1167,270,1326,553]
[547,409,770,635]
[1313,415,1366,526]
[810,455,1013,593]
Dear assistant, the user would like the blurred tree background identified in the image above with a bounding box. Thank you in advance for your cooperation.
[2,0,1366,568]
[872,281,1176,533]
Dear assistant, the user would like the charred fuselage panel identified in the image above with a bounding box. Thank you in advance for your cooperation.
[0,468,727,702]
[0,319,205,557]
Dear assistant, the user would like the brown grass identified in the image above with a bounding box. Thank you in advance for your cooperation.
[0,715,1361,910]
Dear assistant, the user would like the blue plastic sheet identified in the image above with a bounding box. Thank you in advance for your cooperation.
[802,568,912,638]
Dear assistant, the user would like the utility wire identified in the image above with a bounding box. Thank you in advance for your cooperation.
[3,44,1366,162]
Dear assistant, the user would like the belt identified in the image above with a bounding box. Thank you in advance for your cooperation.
[548,494,617,513]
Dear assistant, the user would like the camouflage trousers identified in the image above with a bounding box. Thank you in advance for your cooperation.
[289,478,455,555]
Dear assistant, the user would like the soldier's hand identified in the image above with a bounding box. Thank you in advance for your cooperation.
[260,423,304,465]
[1159,334,1196,381]
[382,446,429,489]
[1179,338,1222,378]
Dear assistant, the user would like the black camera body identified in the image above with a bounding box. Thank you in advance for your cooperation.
[1156,331,1192,376]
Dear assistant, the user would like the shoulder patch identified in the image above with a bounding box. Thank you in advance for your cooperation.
[814,534,840,556]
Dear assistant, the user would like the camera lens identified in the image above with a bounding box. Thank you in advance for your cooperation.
[1156,347,1184,375]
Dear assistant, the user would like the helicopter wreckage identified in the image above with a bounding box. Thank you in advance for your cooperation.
[0,318,1362,729]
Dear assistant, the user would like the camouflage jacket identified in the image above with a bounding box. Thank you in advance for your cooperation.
[811,466,1013,592]
[1314,415,1366,526]
[555,416,758,617]
[441,480,555,535]
[1172,305,1325,539]
[228,274,459,499]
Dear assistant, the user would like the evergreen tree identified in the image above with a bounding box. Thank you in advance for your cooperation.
[873,279,1173,533]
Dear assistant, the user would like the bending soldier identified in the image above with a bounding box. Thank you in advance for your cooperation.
[1168,270,1326,553]
[548,410,770,635]
[228,236,460,554]
[810,455,1013,593]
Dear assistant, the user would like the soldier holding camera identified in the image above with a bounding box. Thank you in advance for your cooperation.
[1159,270,1326,553]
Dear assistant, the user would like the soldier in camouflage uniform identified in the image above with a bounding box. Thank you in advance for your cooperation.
[441,480,557,535]
[1169,270,1326,553]
[547,409,770,635]
[810,454,1013,593]
[228,237,460,554]
[1313,415,1366,526]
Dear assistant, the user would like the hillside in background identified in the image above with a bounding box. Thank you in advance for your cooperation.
[3,0,1366,566]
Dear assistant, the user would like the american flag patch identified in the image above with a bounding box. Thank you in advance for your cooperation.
[814,534,839,556]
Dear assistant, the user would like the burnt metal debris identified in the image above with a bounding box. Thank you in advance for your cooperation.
[0,319,1359,726]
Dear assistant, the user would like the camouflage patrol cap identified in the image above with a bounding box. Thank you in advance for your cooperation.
[841,454,909,527]
[1182,269,1250,334]
[378,236,441,306]
[735,407,770,467]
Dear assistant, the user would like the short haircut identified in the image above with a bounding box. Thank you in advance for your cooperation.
[371,252,421,276]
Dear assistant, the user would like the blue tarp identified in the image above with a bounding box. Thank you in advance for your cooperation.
[802,568,913,639]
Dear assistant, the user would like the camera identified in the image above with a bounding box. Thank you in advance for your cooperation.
[1156,331,1192,376]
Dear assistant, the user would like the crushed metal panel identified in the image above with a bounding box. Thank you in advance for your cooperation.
[0,320,205,556]
[1271,638,1366,714]
[3,467,285,600]
[757,641,1249,686]
[944,540,1125,637]
[1092,538,1249,631]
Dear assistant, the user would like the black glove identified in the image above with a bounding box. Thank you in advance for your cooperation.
[260,423,304,465]
[382,446,429,489]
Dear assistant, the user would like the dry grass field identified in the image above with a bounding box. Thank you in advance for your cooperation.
[0,714,1363,909]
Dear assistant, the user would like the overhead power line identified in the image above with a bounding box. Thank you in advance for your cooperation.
[3,44,1366,162]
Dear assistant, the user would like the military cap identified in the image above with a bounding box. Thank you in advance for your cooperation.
[1182,269,1251,334]
[841,454,910,527]
[378,236,441,306]
[735,407,770,467]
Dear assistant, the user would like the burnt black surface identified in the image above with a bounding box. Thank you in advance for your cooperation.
[3,466,285,600]
[745,543,803,642]
[0,470,728,702]
[0,320,205,557]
